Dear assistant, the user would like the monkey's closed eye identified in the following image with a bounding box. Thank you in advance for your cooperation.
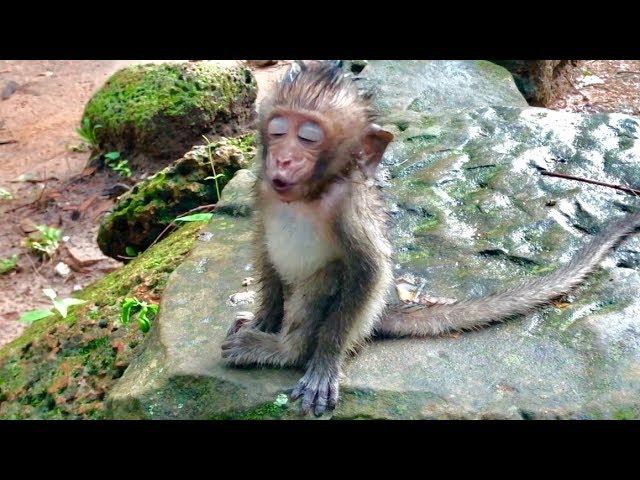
[268,116,289,136]
[298,121,324,143]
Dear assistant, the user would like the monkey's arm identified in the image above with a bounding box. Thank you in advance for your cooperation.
[290,221,383,417]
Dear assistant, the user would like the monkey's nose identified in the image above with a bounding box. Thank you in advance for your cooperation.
[275,157,292,168]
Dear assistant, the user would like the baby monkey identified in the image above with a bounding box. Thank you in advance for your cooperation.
[221,61,640,416]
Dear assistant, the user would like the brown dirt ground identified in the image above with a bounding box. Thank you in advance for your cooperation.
[547,60,640,115]
[0,60,290,347]
[0,59,637,348]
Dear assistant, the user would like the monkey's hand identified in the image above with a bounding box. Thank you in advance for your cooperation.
[290,364,340,417]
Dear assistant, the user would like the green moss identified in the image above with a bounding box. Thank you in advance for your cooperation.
[97,134,256,259]
[612,407,638,420]
[82,62,256,162]
[475,61,513,80]
[0,222,204,419]
[413,217,440,236]
[85,62,253,133]
[211,402,290,420]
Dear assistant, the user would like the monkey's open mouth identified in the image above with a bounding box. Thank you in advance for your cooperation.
[272,178,295,192]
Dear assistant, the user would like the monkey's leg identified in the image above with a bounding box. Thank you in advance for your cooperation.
[221,263,340,368]
[291,250,385,417]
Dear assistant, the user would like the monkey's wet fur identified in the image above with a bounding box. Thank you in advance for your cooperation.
[220,61,640,417]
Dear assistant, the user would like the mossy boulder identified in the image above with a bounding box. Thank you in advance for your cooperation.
[96,133,257,260]
[83,61,257,165]
[0,222,206,419]
[107,61,640,419]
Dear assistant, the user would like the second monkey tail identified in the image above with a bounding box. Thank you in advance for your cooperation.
[379,211,640,337]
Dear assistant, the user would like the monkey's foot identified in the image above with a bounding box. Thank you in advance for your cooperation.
[225,311,255,338]
[290,367,340,417]
[221,329,281,366]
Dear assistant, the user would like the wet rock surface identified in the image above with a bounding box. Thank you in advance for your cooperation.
[107,61,640,419]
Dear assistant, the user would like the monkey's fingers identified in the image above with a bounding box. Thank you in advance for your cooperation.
[291,373,339,417]
[289,381,305,402]
[327,384,339,411]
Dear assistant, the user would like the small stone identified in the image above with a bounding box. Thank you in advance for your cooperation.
[54,262,71,277]
[396,282,417,302]
[98,320,108,328]
[66,244,108,266]
[19,218,38,233]
[236,311,255,322]
[73,284,82,292]
[1,80,19,100]
[241,276,254,286]
[228,290,256,306]
[197,231,214,242]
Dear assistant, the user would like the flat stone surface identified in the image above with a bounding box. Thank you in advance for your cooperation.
[107,61,640,419]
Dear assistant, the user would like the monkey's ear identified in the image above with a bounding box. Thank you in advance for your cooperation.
[359,124,394,178]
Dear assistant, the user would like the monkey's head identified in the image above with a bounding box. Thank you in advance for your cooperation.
[258,61,393,202]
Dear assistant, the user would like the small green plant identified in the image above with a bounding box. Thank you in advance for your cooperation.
[202,135,225,200]
[175,213,214,223]
[104,151,132,178]
[76,117,102,148]
[25,225,62,257]
[120,297,159,333]
[19,288,86,323]
[0,187,13,200]
[0,254,19,274]
[125,246,138,257]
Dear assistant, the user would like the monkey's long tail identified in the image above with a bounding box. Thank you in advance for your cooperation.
[380,211,640,337]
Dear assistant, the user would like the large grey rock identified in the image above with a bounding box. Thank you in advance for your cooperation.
[106,61,640,419]
[355,60,528,115]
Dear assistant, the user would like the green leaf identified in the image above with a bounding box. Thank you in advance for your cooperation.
[138,316,151,333]
[104,151,121,161]
[120,297,140,325]
[125,246,138,257]
[175,213,213,223]
[19,309,54,323]
[52,298,68,318]
[42,288,57,300]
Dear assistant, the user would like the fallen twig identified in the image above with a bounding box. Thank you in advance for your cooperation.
[0,139,17,145]
[540,170,640,197]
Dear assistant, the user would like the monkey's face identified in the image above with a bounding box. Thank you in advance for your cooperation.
[263,110,334,202]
